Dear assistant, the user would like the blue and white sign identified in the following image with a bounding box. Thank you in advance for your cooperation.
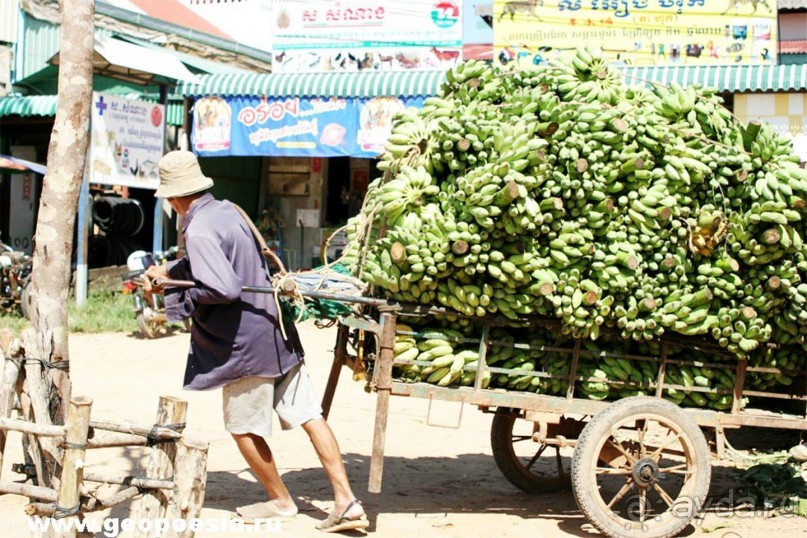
[193,95,424,158]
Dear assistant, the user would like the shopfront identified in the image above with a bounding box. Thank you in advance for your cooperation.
[178,70,447,269]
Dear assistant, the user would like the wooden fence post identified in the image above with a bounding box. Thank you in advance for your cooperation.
[53,396,92,538]
[133,396,187,537]
[163,438,209,538]
[0,345,22,480]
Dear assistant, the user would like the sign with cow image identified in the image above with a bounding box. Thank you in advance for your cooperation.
[493,0,778,69]
[272,0,462,73]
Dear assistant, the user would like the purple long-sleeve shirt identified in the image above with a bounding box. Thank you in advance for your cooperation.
[164,193,303,390]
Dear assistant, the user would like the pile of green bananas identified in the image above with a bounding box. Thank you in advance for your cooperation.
[342,45,807,378]
[390,323,800,410]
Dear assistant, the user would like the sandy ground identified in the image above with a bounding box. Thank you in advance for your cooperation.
[0,321,805,538]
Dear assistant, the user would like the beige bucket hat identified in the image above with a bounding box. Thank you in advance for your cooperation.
[154,150,214,198]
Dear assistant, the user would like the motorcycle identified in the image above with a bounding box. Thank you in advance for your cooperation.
[123,246,191,339]
[0,242,33,318]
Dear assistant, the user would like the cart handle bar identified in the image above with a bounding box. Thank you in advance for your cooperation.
[155,278,394,308]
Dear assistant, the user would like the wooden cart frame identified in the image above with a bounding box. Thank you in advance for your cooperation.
[320,305,807,538]
[165,280,805,538]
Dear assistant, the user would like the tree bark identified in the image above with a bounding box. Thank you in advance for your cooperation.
[26,0,95,428]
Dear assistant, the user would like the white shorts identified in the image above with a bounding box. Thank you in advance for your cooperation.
[222,362,323,437]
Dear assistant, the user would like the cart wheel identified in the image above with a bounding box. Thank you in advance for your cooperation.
[491,410,570,493]
[136,307,156,339]
[571,397,710,538]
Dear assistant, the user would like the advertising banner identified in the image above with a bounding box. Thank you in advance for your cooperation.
[192,95,424,158]
[272,0,463,72]
[493,0,778,69]
[89,92,165,189]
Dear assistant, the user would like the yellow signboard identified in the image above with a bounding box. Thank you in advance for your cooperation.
[493,0,778,69]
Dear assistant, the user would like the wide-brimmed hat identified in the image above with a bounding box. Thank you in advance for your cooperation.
[154,150,214,198]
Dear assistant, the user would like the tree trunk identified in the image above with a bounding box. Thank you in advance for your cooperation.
[25,0,95,428]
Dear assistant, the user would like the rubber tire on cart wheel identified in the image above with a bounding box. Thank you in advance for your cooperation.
[136,310,156,339]
[571,396,711,538]
[491,410,569,493]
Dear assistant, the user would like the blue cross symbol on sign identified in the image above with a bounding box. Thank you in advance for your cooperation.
[95,96,108,116]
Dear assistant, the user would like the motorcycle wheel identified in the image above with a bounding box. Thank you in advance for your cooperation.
[20,282,31,319]
[136,308,156,339]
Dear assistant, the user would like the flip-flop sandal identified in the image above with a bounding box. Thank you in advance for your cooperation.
[236,500,298,523]
[316,499,370,533]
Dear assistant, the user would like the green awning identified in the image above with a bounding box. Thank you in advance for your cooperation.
[0,95,59,117]
[177,71,447,98]
[0,95,184,125]
[620,64,807,93]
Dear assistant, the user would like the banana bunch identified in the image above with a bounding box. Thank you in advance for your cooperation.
[654,287,717,336]
[689,90,735,140]
[442,60,497,104]
[750,161,807,204]
[550,275,613,340]
[589,240,642,293]
[661,363,745,410]
[653,83,697,123]
[623,183,676,236]
[728,201,803,266]
[748,346,805,391]
[392,324,481,387]
[375,165,439,226]
[390,321,796,412]
[488,348,540,391]
[342,48,807,363]
[554,44,623,105]
[377,110,430,170]
[612,294,661,342]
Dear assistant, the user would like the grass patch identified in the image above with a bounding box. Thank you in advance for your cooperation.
[0,291,137,335]
[0,311,30,333]
[68,290,137,333]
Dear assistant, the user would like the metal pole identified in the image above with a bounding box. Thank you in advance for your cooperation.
[299,219,305,271]
[153,84,169,255]
[75,172,90,307]
[153,200,163,254]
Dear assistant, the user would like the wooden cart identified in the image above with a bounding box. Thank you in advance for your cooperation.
[320,305,807,538]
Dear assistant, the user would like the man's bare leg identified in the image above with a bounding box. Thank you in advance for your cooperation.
[232,433,297,512]
[301,418,365,519]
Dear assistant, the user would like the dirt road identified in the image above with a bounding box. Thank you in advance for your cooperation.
[0,322,804,537]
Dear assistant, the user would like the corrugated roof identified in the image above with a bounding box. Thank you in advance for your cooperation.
[177,71,447,98]
[620,64,807,92]
[778,0,807,9]
[0,95,58,116]
[50,36,201,85]
[0,94,184,125]
[780,40,807,54]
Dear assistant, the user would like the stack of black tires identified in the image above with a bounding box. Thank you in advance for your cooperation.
[89,196,145,268]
